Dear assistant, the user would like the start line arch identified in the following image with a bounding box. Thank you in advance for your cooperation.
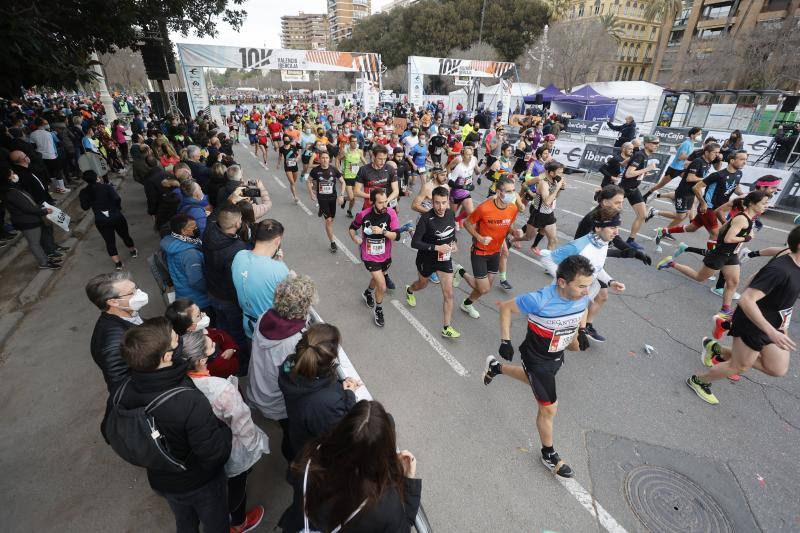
[176,43,382,117]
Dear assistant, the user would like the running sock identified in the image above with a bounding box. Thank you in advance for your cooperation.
[456,210,469,224]
[747,250,761,258]
[721,305,732,314]
[499,271,507,282]
[685,246,707,256]
[457,267,466,278]
[667,225,686,234]
[464,298,473,306]
[541,446,555,457]
[532,233,545,248]
[406,286,413,295]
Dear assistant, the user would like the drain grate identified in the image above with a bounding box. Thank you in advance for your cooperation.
[624,465,733,533]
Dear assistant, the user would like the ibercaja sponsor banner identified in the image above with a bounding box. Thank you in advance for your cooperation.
[579,143,617,172]
[564,119,605,135]
[652,126,705,146]
[550,140,587,168]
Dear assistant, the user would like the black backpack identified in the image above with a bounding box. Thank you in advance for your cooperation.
[104,378,193,472]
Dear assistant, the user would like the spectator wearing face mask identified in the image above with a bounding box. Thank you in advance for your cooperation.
[166,298,239,378]
[161,214,212,318]
[177,178,210,235]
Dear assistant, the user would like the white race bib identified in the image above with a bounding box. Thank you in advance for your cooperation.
[287,158,297,167]
[367,239,385,256]
[350,164,360,174]
[548,327,578,352]
[249,129,256,135]
[418,166,426,173]
[437,249,451,261]
[320,183,333,195]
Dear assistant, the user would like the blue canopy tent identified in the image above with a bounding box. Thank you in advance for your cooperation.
[551,85,618,120]
[523,83,564,105]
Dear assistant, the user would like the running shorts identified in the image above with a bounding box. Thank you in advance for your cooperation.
[301,153,312,165]
[284,165,299,173]
[452,194,471,205]
[674,193,695,214]
[664,166,683,179]
[416,253,454,278]
[364,258,392,272]
[318,197,337,219]
[624,187,644,206]
[520,349,564,405]
[527,210,556,229]
[702,251,739,270]
[470,251,501,279]
[691,209,720,232]
[729,312,773,352]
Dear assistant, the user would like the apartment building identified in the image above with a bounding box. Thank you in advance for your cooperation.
[281,12,329,50]
[328,0,372,45]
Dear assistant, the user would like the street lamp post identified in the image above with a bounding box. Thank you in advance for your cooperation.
[526,24,551,88]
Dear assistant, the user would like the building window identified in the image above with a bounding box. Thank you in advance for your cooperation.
[595,1,602,14]
[695,27,727,39]
[625,1,630,15]
[622,67,629,79]
[579,3,585,16]
[701,2,733,19]
[650,26,657,38]
[668,29,684,46]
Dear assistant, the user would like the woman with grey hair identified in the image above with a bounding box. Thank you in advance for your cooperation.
[182,330,269,533]
[247,274,317,461]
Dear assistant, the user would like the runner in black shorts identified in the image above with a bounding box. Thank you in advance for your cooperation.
[276,135,301,203]
[621,135,661,251]
[483,255,595,478]
[688,225,800,404]
[405,186,461,338]
[309,151,346,254]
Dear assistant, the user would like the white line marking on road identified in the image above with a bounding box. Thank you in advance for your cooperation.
[510,248,546,269]
[333,235,360,264]
[390,299,469,377]
[761,224,789,234]
[556,477,630,533]
[297,199,314,217]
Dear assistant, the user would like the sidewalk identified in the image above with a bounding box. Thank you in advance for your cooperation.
[0,176,292,532]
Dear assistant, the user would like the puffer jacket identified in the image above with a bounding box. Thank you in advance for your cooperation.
[90,313,134,392]
[178,195,209,235]
[202,220,247,303]
[160,234,210,308]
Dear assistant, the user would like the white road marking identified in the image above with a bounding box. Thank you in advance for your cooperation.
[510,248,546,269]
[390,299,469,377]
[556,477,630,533]
[296,199,314,217]
[333,235,360,264]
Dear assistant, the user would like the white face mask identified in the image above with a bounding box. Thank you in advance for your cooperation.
[196,313,211,331]
[126,289,149,311]
[10,174,19,184]
[502,192,516,204]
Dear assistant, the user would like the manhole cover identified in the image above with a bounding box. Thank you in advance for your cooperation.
[624,465,733,533]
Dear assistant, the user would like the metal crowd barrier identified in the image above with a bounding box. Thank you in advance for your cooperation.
[307,307,433,533]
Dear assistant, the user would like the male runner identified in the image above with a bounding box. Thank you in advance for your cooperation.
[349,189,408,327]
[390,147,412,198]
[621,135,660,251]
[599,142,633,188]
[340,135,365,218]
[309,151,346,253]
[407,131,431,192]
[429,126,448,169]
[483,255,595,478]
[412,167,450,214]
[405,186,461,338]
[687,225,800,404]
[453,176,521,319]
[642,127,703,203]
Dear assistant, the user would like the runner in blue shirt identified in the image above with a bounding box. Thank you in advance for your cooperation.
[483,255,595,478]
[407,131,430,192]
[642,126,702,202]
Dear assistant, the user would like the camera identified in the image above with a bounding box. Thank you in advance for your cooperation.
[242,187,261,198]
[553,175,562,183]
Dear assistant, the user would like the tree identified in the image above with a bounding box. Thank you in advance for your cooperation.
[538,20,617,89]
[643,0,683,84]
[100,48,150,93]
[2,0,246,97]
[599,13,626,43]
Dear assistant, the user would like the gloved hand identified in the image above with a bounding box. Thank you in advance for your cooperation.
[399,222,413,234]
[499,340,514,361]
[577,328,590,351]
[621,248,637,258]
[635,250,652,265]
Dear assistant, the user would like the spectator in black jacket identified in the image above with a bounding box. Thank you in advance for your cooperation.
[116,317,232,532]
[278,323,359,460]
[279,400,422,533]
[79,171,137,270]
[9,149,55,205]
[86,271,151,392]
[143,155,171,218]
[185,145,211,193]
[606,115,637,147]
[202,203,249,362]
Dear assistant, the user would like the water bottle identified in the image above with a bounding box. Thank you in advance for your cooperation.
[401,220,413,244]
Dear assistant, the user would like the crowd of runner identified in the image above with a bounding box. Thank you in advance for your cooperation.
[3,91,797,532]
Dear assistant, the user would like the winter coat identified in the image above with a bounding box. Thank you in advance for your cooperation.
[188,372,269,477]
[160,234,210,308]
[247,309,306,420]
[143,167,173,216]
[278,355,357,459]
[90,312,134,392]
[114,360,232,493]
[201,220,248,303]
[5,186,47,230]
[186,160,211,192]
[178,195,209,235]
[79,182,124,224]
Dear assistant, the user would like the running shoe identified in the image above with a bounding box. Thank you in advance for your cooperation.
[645,207,657,222]
[405,286,416,307]
[441,325,461,339]
[453,264,463,288]
[38,261,61,270]
[700,337,721,367]
[542,451,575,478]
[230,505,265,533]
[673,242,689,258]
[346,209,354,218]
[656,256,674,270]
[585,323,606,343]
[330,241,337,253]
[794,214,800,225]
[483,355,502,385]
[460,300,480,319]
[56,245,70,252]
[627,239,645,252]
[710,287,740,300]
[430,272,440,284]
[499,279,513,291]
[115,261,123,271]
[686,376,719,404]
[374,306,385,327]
[738,247,752,265]
[642,190,652,204]
[385,274,396,291]
[712,313,731,340]
[47,251,64,259]
[362,289,375,308]
[129,248,138,259]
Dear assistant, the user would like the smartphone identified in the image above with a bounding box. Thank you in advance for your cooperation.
[242,187,261,198]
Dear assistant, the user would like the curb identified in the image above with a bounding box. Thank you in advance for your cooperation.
[18,236,79,306]
[0,311,24,350]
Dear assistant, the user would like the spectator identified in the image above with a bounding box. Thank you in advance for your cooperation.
[278,400,422,532]
[157,139,180,170]
[216,164,245,208]
[131,112,146,137]
[82,126,99,154]
[231,219,289,337]
[29,117,68,193]
[112,119,129,163]
[207,162,228,210]
[249,275,317,460]
[606,116,636,147]
[278,323,357,459]
[2,167,61,269]
[181,330,268,533]
[143,155,172,216]
[79,170,137,270]
[131,140,152,184]
[178,179,210,235]
[113,317,232,533]
[166,298,239,378]
[9,149,55,205]
[185,145,211,192]
[160,214,212,316]
[85,271,149,392]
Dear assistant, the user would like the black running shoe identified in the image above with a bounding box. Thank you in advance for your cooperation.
[385,274,396,291]
[483,356,502,385]
[39,261,61,270]
[542,452,574,478]
[346,210,354,219]
[362,290,375,308]
[585,323,606,343]
[374,306,385,327]
[330,241,337,254]
[499,279,513,291]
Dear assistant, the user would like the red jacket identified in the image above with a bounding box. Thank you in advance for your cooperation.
[206,327,239,378]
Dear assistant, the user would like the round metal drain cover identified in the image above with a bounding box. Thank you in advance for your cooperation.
[624,465,733,533]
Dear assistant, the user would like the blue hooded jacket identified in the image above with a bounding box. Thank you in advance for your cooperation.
[178,195,210,235]
[160,234,210,308]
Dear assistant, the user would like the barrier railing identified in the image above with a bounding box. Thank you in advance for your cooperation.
[307,307,433,533]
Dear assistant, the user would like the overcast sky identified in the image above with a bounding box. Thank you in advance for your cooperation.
[172,0,392,49]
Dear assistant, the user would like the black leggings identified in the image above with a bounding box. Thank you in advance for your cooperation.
[96,216,135,256]
[228,469,250,527]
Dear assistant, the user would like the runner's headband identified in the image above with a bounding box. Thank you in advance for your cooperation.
[594,215,622,228]
[755,178,780,187]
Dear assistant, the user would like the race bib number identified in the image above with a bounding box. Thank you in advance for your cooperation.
[367,239,385,256]
[320,183,333,195]
[350,164,360,174]
[437,249,451,261]
[418,166,426,173]
[548,327,578,353]
[287,158,297,167]
[249,129,256,135]
[779,308,793,331]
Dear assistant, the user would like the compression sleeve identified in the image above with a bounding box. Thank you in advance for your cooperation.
[411,214,433,251]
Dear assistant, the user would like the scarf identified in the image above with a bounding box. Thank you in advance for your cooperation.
[171,232,202,246]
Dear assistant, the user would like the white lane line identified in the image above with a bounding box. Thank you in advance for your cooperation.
[271,174,288,189]
[761,223,790,234]
[510,248,546,269]
[556,477,630,533]
[390,299,469,377]
[333,235,360,264]
[296,199,314,217]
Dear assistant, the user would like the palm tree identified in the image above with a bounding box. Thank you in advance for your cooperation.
[549,0,571,19]
[643,0,684,81]
[599,13,626,42]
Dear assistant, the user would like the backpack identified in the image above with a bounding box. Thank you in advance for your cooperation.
[104,378,193,472]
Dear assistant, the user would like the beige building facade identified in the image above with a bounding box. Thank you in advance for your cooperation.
[281,12,329,50]
[328,0,372,45]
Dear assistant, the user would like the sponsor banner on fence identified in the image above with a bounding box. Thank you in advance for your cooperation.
[579,143,617,172]
[653,126,705,146]
[739,167,795,208]
[704,130,773,162]
[564,119,604,135]
[551,140,587,168]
